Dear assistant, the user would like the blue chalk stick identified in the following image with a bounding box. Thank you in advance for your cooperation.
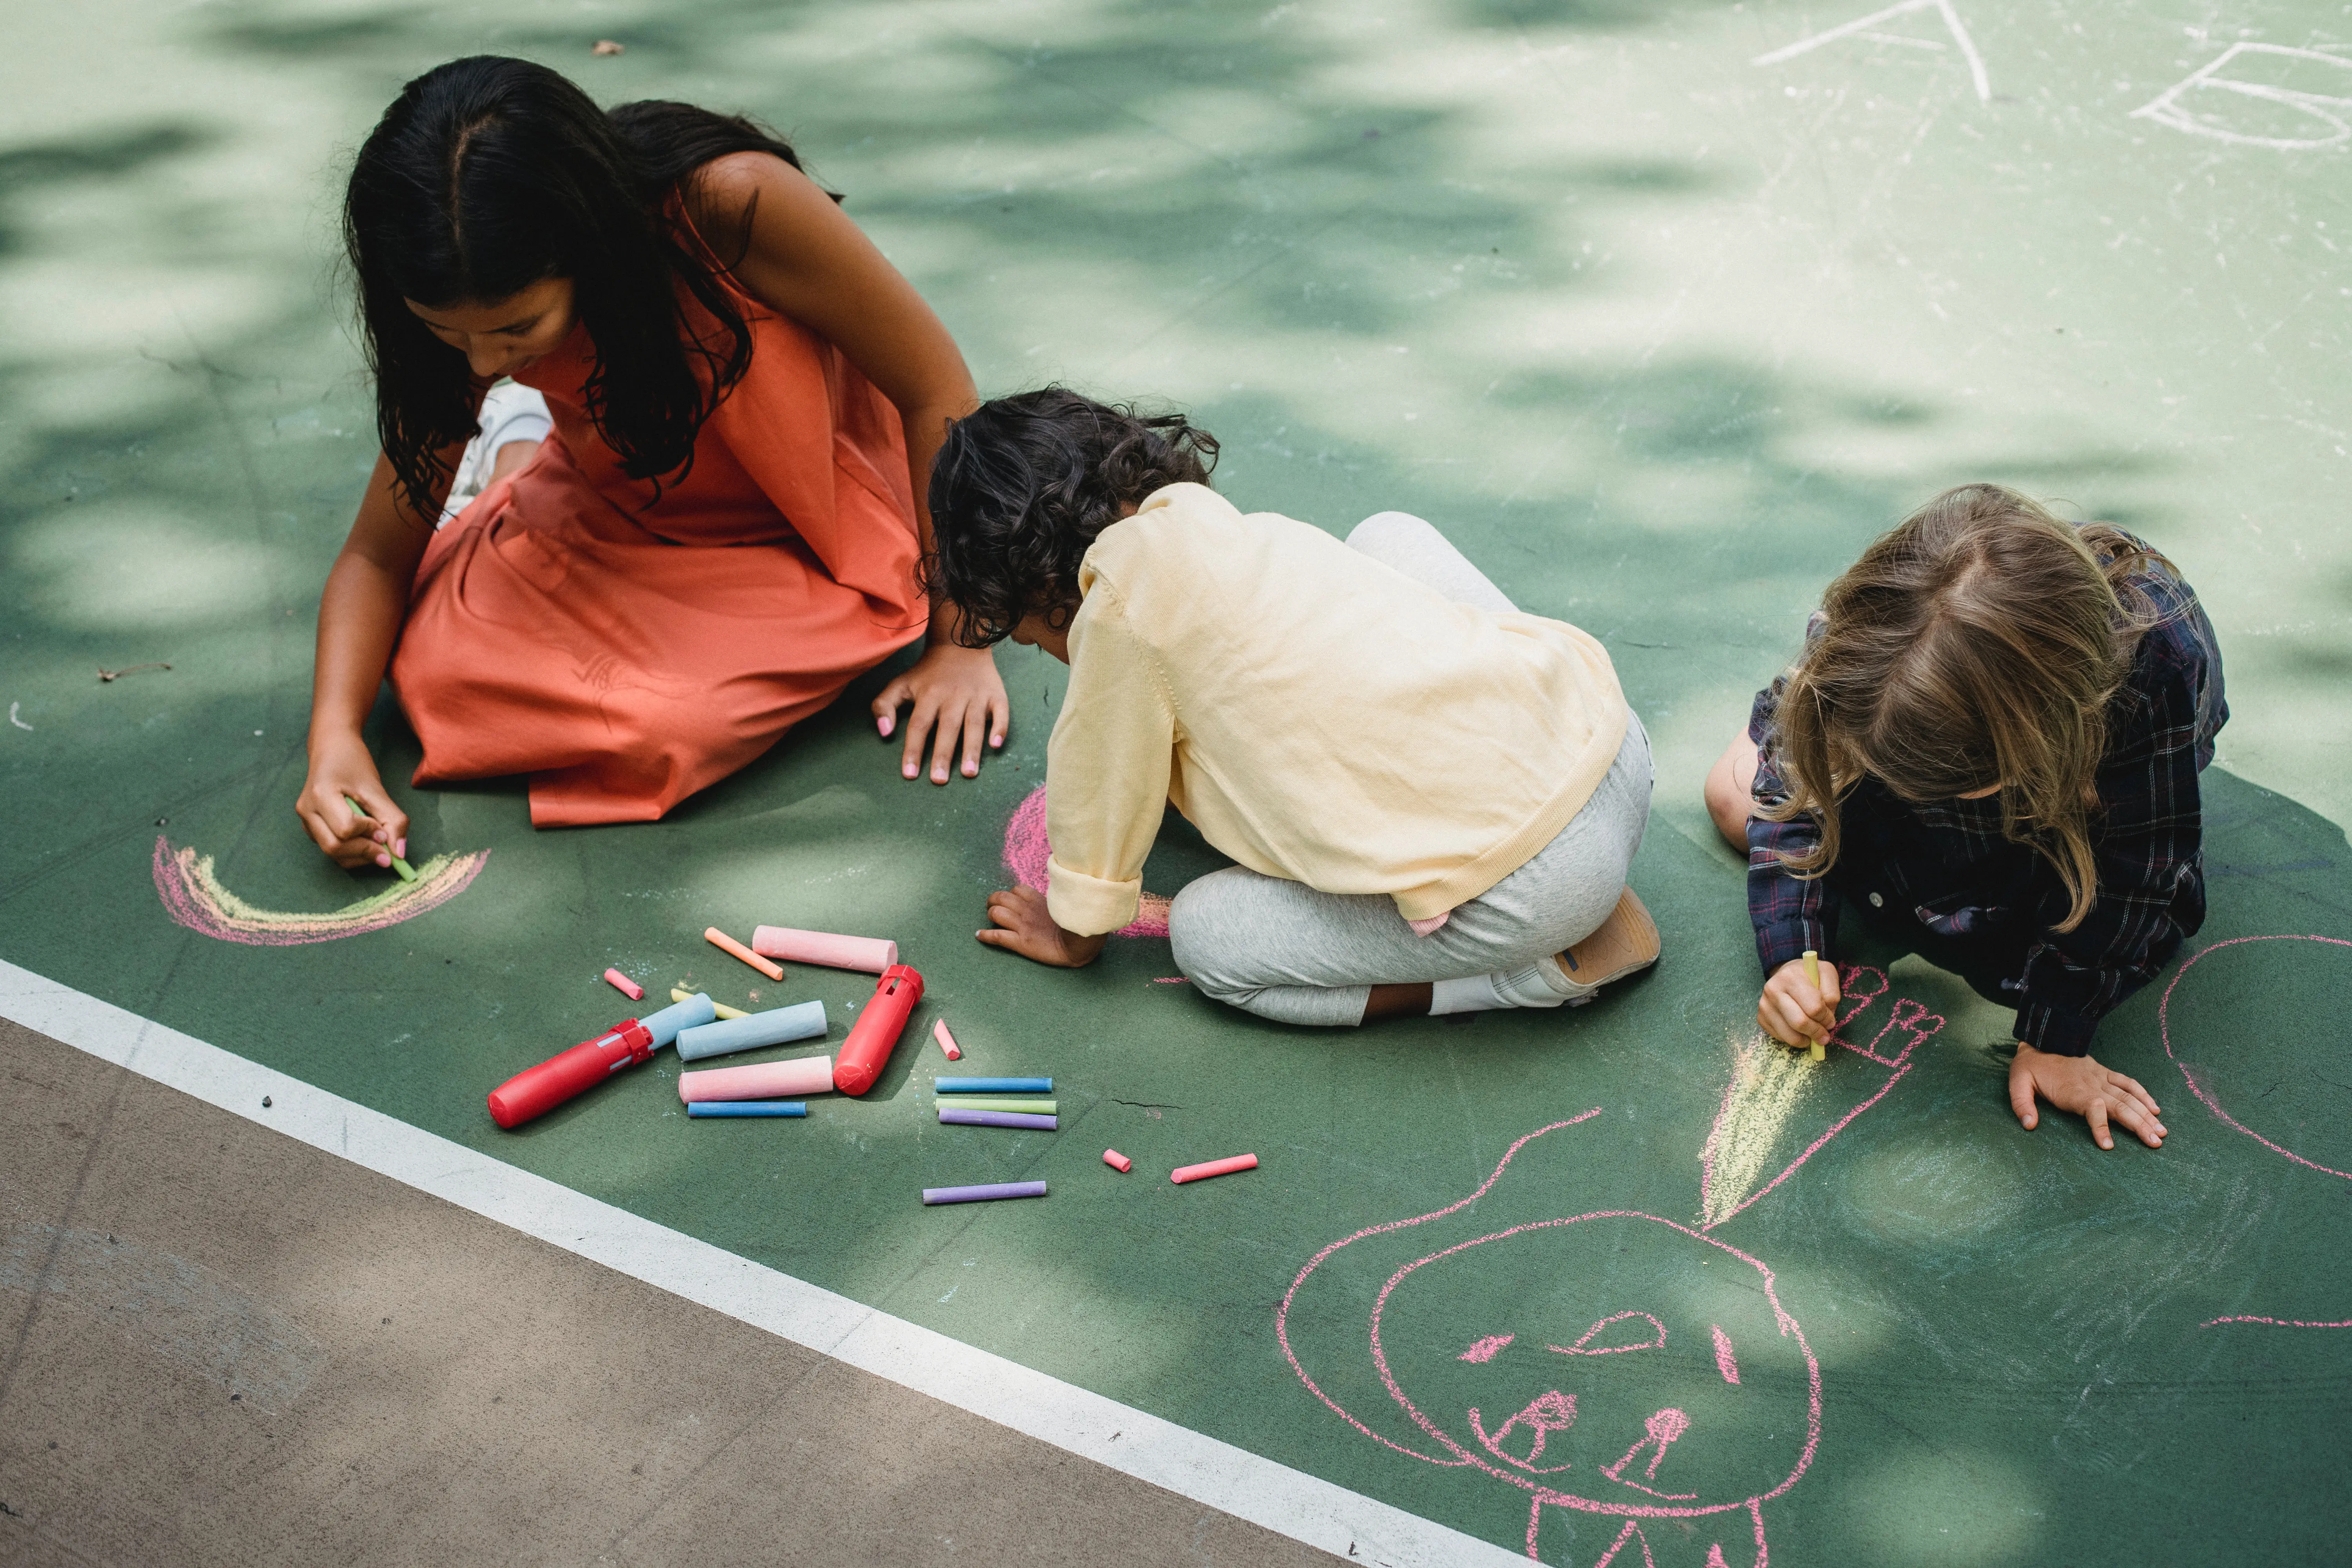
[938,1107,1057,1131]
[922,1181,1047,1205]
[675,999,828,1062]
[641,991,717,1049]
[688,1101,808,1118]
[933,1076,1052,1094]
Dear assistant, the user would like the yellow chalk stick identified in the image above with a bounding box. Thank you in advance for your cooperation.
[671,987,747,1021]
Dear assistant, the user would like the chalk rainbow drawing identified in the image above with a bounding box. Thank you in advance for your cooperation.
[1001,784,1171,938]
[153,834,490,946]
[1280,1114,1822,1566]
[2163,933,2352,1333]
[1699,966,1946,1229]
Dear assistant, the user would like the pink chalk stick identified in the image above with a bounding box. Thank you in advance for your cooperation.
[1172,1153,1258,1185]
[603,968,644,1001]
[933,1018,962,1060]
[679,1054,834,1104]
[1103,1149,1132,1173]
[752,926,898,973]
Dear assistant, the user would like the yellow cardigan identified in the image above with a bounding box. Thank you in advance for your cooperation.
[1043,484,1630,936]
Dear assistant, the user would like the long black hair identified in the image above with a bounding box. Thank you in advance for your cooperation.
[345,56,817,514]
[923,388,1220,647]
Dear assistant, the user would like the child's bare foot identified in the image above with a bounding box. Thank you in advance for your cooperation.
[1555,887,1661,994]
[977,884,1108,967]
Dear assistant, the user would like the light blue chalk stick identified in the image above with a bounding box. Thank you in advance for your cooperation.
[933,1076,1052,1094]
[640,991,717,1049]
[688,1101,808,1118]
[675,999,828,1062]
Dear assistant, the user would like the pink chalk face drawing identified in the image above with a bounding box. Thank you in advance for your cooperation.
[1281,1117,1820,1566]
[153,835,490,946]
[1001,785,1170,937]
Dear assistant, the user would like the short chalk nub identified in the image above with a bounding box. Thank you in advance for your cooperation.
[938,1108,1056,1131]
[604,968,645,1002]
[1809,1041,1826,1062]
[933,1018,962,1060]
[1172,1153,1258,1185]
[935,1076,1051,1094]
[1103,1149,1132,1173]
[706,926,784,982]
[922,1181,1047,1205]
[689,1101,808,1118]
[752,925,899,974]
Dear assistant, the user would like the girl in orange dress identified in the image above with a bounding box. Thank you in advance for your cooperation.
[298,57,1006,864]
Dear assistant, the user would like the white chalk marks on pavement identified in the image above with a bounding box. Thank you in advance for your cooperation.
[2133,44,2352,151]
[1753,0,1991,103]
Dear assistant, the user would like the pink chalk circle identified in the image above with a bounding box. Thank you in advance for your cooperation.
[1002,786,1172,938]
[933,1018,963,1060]
[679,1054,835,1104]
[2161,934,2352,1183]
[603,968,644,1001]
[1103,1149,1132,1173]
[752,926,898,973]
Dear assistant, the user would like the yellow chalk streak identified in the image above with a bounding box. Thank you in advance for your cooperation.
[1701,1032,1822,1229]
[670,987,747,1020]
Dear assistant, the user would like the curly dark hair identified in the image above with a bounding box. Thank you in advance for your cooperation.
[346,56,821,516]
[922,388,1220,647]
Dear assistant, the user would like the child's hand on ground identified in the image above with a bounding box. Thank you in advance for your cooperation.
[296,737,409,871]
[2009,1044,2167,1150]
[873,644,1009,784]
[1758,956,1840,1047]
[976,885,1107,967]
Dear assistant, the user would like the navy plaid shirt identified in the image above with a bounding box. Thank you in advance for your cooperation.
[1746,539,2227,1056]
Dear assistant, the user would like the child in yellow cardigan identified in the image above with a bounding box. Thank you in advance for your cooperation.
[926,390,1659,1025]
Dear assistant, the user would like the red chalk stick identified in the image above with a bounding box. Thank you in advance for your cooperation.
[706,926,784,982]
[1171,1153,1258,1185]
[1103,1149,1132,1173]
[603,967,644,1001]
[932,1018,962,1060]
[832,964,924,1096]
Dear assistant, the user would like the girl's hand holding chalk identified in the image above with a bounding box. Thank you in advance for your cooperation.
[2009,1043,2167,1151]
[976,884,1107,968]
[294,748,414,876]
[1758,955,1838,1049]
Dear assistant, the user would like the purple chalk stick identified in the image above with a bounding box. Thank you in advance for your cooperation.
[922,1181,1048,1205]
[938,1107,1058,1131]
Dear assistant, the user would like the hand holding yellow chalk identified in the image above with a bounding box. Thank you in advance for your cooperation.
[1802,950,1826,1061]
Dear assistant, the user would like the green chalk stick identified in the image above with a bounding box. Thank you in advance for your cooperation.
[344,794,417,879]
[933,1095,1056,1115]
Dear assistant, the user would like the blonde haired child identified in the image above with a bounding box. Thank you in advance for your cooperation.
[1702,484,2227,1150]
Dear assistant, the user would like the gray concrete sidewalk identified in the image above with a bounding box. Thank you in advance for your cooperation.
[0,1018,1333,1567]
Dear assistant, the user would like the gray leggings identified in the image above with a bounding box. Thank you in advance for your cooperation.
[1166,512,1655,1027]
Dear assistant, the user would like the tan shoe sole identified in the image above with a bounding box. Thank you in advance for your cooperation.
[1555,887,1661,990]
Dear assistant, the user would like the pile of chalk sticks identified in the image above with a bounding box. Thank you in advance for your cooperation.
[485,924,1259,1206]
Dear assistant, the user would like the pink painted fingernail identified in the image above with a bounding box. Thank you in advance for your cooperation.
[963,761,978,777]
[991,734,1004,747]
[903,762,918,778]
[375,853,391,868]
[878,716,893,737]
[394,838,407,858]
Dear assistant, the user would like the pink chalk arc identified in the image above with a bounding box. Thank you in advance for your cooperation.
[152,835,489,946]
[1002,785,1172,938]
[2159,934,2352,1183]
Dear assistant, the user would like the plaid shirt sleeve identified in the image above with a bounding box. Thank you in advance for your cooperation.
[1744,682,1835,975]
[2012,653,2209,1056]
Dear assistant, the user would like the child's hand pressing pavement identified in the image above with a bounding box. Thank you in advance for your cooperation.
[2009,1043,2167,1150]
[977,885,1108,968]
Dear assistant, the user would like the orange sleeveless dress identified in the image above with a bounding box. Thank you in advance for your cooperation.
[391,241,926,828]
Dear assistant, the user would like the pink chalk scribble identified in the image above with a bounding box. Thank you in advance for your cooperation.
[1699,966,1946,1231]
[2202,1315,2352,1330]
[1552,1311,1667,1357]
[1279,1112,1820,1566]
[1470,1390,1580,1473]
[1002,785,1171,938]
[2161,934,2352,1183]
[1711,1325,1740,1386]
[153,835,489,946]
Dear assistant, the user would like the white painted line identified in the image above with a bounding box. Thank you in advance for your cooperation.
[0,957,1522,1568]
